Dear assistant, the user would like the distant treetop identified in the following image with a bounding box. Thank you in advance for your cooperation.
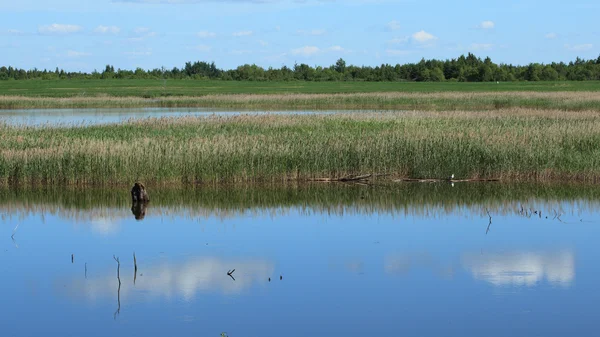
[2,53,600,82]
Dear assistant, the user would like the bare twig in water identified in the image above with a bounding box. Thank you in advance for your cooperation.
[485,208,492,235]
[85,263,87,279]
[113,255,121,282]
[10,223,20,248]
[71,254,74,264]
[227,269,236,281]
[11,223,19,239]
[113,255,121,319]
[133,252,138,285]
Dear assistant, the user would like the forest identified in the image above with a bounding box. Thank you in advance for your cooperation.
[2,53,600,82]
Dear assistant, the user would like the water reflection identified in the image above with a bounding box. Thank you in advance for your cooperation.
[0,108,361,127]
[462,251,575,287]
[68,257,274,302]
[131,201,148,221]
[2,183,599,337]
[2,183,600,225]
[90,217,121,235]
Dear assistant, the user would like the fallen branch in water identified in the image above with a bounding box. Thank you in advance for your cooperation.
[309,173,392,182]
[309,174,372,182]
[395,178,500,183]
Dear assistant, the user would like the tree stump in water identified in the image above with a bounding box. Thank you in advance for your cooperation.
[131,182,150,202]
[131,182,149,220]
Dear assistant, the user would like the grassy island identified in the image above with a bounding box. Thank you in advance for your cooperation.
[1,108,600,186]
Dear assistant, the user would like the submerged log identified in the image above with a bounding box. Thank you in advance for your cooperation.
[309,174,373,182]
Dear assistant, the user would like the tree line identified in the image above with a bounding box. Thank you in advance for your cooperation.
[2,53,600,82]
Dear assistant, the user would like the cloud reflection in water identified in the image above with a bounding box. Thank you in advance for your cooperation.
[462,251,574,287]
[68,256,274,303]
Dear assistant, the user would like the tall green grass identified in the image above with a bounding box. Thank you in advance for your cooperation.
[2,80,600,98]
[2,91,600,110]
[2,110,600,186]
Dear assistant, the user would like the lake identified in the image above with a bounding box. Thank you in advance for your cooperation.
[1,183,599,337]
[0,108,383,126]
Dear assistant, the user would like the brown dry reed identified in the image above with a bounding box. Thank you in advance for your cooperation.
[2,91,600,110]
[2,109,600,186]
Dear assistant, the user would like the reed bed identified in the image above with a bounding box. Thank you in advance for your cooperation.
[2,91,600,111]
[1,109,600,186]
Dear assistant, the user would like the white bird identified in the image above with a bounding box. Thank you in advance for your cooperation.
[450,174,454,180]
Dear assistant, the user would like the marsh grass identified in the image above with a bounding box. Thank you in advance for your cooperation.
[2,91,600,110]
[2,109,600,186]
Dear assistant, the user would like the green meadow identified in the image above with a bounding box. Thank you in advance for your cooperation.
[2,79,600,97]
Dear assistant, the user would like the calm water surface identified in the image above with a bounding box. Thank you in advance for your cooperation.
[1,184,599,337]
[0,108,374,126]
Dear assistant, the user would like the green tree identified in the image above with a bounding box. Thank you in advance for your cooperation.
[334,58,346,74]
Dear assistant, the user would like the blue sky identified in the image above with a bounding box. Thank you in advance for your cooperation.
[0,0,598,72]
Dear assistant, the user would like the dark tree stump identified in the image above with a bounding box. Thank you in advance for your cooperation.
[131,182,149,221]
[131,182,149,202]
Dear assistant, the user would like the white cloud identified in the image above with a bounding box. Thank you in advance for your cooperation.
[412,30,437,43]
[258,39,268,46]
[193,44,212,52]
[38,24,83,34]
[232,30,253,37]
[128,27,156,42]
[231,49,253,55]
[564,43,593,51]
[197,30,216,38]
[388,36,409,44]
[291,46,320,56]
[67,50,91,58]
[386,49,412,56]
[6,29,24,35]
[328,45,344,52]
[469,43,494,51]
[134,27,151,34]
[386,20,401,31]
[94,25,120,34]
[124,49,152,57]
[545,32,558,39]
[297,29,326,36]
[478,20,495,29]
